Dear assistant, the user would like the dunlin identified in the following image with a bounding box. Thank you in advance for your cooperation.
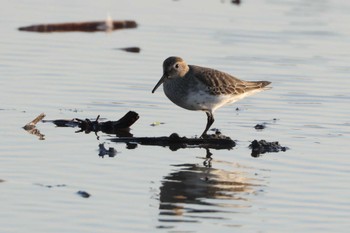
[152,57,271,137]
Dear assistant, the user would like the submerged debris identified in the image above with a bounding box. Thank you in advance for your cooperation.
[18,20,137,33]
[249,140,288,157]
[34,183,67,188]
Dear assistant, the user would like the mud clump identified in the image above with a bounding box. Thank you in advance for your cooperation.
[254,124,266,130]
[249,140,288,157]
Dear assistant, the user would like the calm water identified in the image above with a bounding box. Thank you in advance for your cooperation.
[1,0,349,232]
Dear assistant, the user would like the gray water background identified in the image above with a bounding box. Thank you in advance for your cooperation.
[1,0,349,232]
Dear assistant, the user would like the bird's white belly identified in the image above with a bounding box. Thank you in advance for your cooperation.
[184,90,231,111]
[163,78,264,112]
[165,88,263,112]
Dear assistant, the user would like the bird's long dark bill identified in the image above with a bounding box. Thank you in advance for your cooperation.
[151,75,167,93]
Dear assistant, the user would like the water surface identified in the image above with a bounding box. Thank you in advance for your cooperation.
[1,0,349,232]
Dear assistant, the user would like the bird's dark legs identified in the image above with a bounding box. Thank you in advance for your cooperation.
[201,111,214,138]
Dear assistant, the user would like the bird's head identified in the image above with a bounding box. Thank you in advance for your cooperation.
[152,56,189,93]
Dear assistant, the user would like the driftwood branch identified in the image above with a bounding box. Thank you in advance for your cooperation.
[43,111,139,135]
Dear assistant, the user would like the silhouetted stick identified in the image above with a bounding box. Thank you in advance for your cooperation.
[18,20,137,33]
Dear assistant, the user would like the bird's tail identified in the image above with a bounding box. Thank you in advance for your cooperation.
[243,80,271,92]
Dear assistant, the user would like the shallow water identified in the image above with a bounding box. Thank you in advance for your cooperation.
[1,0,349,232]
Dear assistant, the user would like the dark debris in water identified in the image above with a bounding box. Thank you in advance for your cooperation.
[254,123,266,130]
[231,0,241,5]
[249,140,289,157]
[77,190,91,198]
[34,183,91,198]
[34,183,67,188]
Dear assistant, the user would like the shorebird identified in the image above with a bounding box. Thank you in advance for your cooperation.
[152,56,271,137]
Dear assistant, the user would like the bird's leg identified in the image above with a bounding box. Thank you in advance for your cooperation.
[201,111,214,138]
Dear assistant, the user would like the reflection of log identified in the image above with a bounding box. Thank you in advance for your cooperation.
[18,20,137,33]
[43,111,139,134]
[111,133,236,151]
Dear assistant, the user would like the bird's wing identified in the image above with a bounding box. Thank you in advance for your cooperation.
[190,65,269,95]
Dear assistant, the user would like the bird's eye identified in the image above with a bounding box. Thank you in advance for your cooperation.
[174,63,179,69]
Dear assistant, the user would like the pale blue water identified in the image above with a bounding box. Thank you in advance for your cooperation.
[1,0,349,232]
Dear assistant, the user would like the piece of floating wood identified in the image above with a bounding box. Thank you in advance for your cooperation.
[111,133,236,151]
[18,20,137,33]
[249,139,289,157]
[23,113,46,130]
[43,111,139,134]
[23,113,46,140]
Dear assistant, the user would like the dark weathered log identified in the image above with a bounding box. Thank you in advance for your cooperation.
[111,133,236,151]
[18,20,137,32]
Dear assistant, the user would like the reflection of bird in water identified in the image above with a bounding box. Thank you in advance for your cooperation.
[157,161,264,225]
